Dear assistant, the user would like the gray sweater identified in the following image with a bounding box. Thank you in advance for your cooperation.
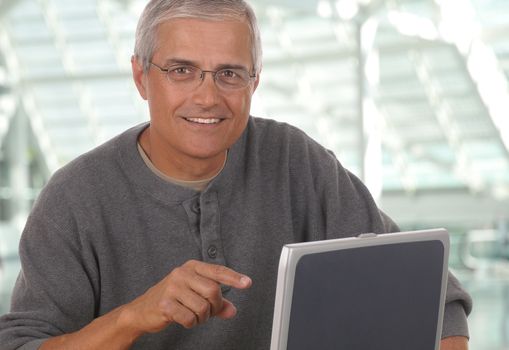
[0,117,472,349]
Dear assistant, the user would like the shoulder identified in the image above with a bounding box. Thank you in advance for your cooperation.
[34,123,146,212]
[245,116,354,190]
[247,116,337,163]
[53,123,144,180]
[248,116,315,143]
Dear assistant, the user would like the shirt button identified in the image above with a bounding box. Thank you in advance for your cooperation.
[191,201,200,214]
[207,245,218,259]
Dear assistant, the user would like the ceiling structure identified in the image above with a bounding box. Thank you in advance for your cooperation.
[0,0,507,227]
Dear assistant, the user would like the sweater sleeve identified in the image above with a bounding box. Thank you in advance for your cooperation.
[378,208,473,338]
[327,160,473,340]
[0,189,97,349]
[441,272,473,339]
[379,210,473,339]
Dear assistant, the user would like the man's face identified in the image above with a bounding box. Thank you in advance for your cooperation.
[133,18,259,166]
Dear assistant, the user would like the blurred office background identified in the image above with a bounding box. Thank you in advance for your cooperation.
[0,0,507,348]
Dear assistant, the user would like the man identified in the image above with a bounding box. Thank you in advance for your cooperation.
[0,0,472,349]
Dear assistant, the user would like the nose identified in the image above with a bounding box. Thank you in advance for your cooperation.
[192,71,220,107]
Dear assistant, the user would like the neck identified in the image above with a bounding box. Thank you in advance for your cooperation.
[139,127,227,181]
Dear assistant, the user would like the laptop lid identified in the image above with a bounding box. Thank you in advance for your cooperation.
[270,229,450,350]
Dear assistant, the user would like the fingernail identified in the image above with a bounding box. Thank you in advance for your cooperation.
[240,276,251,286]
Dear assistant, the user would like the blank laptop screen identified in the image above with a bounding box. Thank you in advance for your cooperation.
[286,240,445,350]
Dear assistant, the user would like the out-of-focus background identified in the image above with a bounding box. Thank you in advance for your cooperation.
[0,0,507,348]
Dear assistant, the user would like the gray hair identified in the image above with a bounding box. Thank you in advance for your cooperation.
[134,0,262,74]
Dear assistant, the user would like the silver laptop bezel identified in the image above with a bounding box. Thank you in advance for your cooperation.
[270,228,450,350]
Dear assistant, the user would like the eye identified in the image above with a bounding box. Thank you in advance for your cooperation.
[219,69,239,79]
[167,65,197,81]
[171,66,194,75]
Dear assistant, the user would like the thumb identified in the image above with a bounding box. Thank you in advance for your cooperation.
[215,299,237,320]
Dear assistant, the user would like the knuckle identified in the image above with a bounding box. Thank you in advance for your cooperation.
[158,298,171,312]
[197,301,210,317]
[212,264,227,278]
[164,282,180,297]
[159,298,179,316]
[180,312,197,329]
[184,259,199,268]
[168,267,182,281]
[169,266,190,283]
[202,283,220,300]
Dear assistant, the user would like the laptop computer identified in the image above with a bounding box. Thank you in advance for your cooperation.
[270,228,449,350]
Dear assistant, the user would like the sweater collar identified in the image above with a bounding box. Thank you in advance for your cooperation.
[116,119,250,204]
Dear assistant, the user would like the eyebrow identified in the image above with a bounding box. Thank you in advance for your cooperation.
[163,58,197,66]
[163,57,250,71]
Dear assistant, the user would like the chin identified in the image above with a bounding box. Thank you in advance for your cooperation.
[186,140,232,158]
[187,148,227,160]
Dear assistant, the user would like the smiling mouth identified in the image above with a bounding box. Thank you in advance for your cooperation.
[184,117,223,125]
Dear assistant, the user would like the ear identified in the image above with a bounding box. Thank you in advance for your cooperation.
[252,70,261,93]
[131,55,148,100]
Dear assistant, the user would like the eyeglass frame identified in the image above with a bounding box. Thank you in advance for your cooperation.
[149,61,257,91]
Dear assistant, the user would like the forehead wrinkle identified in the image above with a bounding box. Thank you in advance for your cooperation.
[155,18,253,69]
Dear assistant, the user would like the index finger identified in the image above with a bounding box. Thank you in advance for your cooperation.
[192,262,252,289]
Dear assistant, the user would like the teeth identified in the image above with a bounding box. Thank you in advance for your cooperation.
[185,117,221,124]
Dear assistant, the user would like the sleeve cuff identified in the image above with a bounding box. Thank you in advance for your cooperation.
[16,339,46,350]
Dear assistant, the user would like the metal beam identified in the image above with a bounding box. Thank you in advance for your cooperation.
[19,71,131,84]
[4,102,30,225]
[381,190,509,228]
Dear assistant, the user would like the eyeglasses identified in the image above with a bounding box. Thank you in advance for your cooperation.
[150,62,256,91]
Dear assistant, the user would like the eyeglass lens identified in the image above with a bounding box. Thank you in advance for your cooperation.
[166,65,253,90]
